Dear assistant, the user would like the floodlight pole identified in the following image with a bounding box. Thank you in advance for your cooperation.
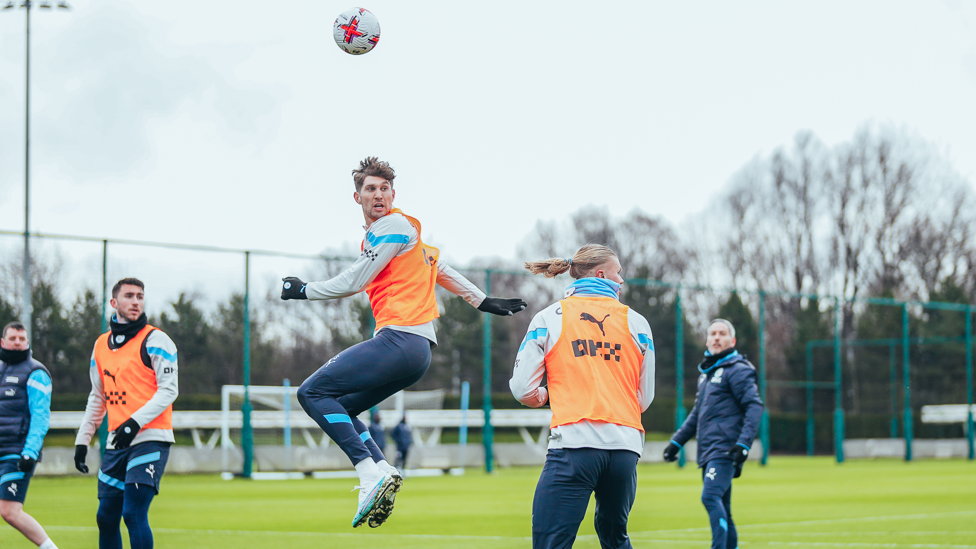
[2,1,70,339]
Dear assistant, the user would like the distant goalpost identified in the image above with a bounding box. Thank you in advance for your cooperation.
[219,384,451,478]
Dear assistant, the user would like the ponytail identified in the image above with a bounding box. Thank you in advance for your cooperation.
[524,244,618,279]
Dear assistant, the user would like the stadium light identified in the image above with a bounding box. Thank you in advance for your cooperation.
[2,0,69,339]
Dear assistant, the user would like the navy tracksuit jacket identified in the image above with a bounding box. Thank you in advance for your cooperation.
[672,350,763,465]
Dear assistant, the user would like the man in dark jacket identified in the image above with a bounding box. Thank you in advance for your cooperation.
[663,319,763,549]
[0,322,59,549]
[391,416,412,471]
[368,413,386,455]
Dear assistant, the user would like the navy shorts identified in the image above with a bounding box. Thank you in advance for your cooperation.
[98,441,171,499]
[0,455,33,504]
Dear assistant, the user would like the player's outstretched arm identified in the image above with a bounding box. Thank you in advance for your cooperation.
[436,262,527,316]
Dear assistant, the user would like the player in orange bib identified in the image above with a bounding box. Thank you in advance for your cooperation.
[511,244,655,549]
[280,157,526,528]
[74,278,179,549]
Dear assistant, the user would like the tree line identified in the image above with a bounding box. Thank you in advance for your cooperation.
[1,123,973,450]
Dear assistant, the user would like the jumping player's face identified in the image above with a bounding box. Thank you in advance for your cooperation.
[354,175,395,224]
[111,284,145,322]
[593,257,625,286]
[706,322,736,354]
[0,329,29,351]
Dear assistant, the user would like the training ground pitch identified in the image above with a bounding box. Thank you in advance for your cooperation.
[2,457,972,548]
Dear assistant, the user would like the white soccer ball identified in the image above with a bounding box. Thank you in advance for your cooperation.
[333,8,381,55]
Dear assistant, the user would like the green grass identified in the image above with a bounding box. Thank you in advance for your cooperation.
[2,457,974,548]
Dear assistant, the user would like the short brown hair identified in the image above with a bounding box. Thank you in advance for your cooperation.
[524,244,619,279]
[2,321,26,339]
[112,277,145,299]
[352,156,396,192]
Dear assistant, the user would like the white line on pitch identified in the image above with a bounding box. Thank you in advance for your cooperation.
[41,525,531,541]
[629,510,976,536]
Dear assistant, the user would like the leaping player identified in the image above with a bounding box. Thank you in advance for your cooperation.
[281,157,527,528]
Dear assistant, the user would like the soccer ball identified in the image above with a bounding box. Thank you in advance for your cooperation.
[333,8,381,55]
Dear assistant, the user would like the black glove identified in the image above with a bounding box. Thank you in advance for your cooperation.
[728,444,749,478]
[74,445,89,474]
[662,441,681,463]
[113,418,141,449]
[18,455,36,473]
[478,297,527,316]
[280,277,308,300]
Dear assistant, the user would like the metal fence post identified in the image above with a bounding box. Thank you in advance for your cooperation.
[902,304,912,462]
[675,288,686,467]
[482,269,494,473]
[805,343,814,456]
[889,344,898,438]
[966,306,973,461]
[758,291,769,465]
[241,251,253,478]
[833,297,844,463]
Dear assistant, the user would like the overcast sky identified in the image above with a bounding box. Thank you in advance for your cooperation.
[2,1,976,306]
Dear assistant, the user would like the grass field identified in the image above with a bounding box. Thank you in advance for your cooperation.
[2,457,973,548]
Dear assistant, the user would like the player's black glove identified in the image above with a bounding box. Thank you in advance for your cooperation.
[728,444,749,478]
[113,418,141,449]
[74,445,89,474]
[478,297,527,316]
[662,441,681,463]
[18,455,36,473]
[280,277,308,300]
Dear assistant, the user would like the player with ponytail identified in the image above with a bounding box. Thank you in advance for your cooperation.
[512,244,656,549]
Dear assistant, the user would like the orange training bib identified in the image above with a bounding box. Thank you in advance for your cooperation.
[363,209,440,330]
[544,296,644,431]
[92,325,172,432]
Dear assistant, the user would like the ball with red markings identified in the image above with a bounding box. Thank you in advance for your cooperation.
[333,7,381,55]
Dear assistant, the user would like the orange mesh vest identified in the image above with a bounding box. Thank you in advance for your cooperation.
[544,296,644,431]
[93,325,172,432]
[363,209,440,330]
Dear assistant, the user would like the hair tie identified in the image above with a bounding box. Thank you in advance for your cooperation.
[565,258,573,265]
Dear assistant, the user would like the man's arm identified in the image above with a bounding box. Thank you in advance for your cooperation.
[628,311,656,411]
[436,262,486,307]
[510,307,555,408]
[75,351,106,446]
[127,331,179,428]
[671,387,701,447]
[23,370,52,460]
[302,215,415,300]
[729,366,764,448]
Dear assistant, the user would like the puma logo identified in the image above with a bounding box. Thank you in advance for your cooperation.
[579,312,611,336]
[7,483,16,496]
[103,369,117,385]
[146,464,155,479]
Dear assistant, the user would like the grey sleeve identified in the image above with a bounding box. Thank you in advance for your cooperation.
[305,215,415,300]
[74,348,106,446]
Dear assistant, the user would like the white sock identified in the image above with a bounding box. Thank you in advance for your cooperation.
[376,460,392,473]
[39,539,58,549]
[354,458,381,486]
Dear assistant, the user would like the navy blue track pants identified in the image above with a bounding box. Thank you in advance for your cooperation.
[297,329,431,465]
[701,459,737,549]
[532,448,639,549]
